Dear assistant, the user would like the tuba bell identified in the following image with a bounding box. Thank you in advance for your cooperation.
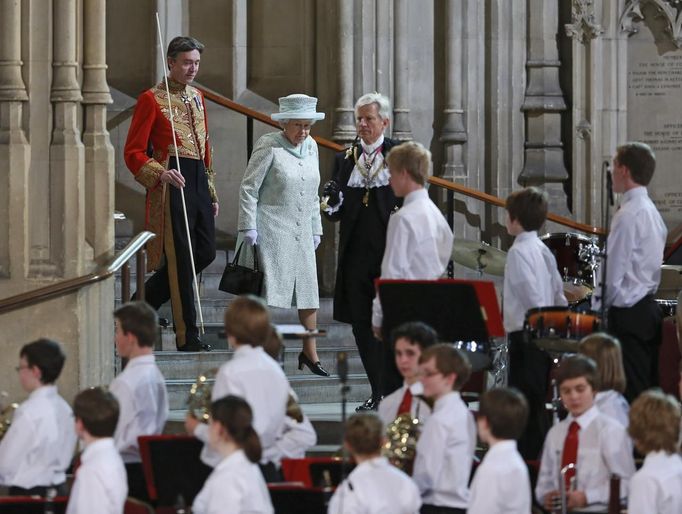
[382,413,422,475]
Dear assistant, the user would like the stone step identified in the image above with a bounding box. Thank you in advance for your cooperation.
[155,346,366,380]
[166,373,370,411]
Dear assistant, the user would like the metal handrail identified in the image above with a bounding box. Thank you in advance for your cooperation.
[0,231,155,316]
[197,86,606,236]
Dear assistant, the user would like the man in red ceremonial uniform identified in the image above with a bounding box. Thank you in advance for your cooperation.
[124,36,218,351]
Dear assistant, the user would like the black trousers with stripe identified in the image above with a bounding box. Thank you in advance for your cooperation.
[139,157,216,347]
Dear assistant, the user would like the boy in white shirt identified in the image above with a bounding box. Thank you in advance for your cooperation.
[378,321,437,429]
[503,187,567,459]
[110,301,169,501]
[0,338,77,496]
[413,344,476,514]
[535,355,635,512]
[328,413,421,514]
[185,296,289,481]
[66,387,127,514]
[627,389,682,514]
[371,141,454,396]
[468,387,531,514]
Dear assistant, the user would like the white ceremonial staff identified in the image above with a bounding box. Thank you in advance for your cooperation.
[154,12,205,335]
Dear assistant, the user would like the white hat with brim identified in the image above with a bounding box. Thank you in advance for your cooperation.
[271,94,326,121]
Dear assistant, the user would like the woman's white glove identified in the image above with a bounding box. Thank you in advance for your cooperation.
[243,229,258,246]
[313,235,321,250]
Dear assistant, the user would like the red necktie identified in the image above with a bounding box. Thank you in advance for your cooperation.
[397,388,413,416]
[561,421,580,490]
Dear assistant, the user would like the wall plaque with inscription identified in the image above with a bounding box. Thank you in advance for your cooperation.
[627,9,682,237]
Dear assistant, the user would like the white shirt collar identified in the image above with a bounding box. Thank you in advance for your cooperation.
[81,437,117,463]
[514,230,538,243]
[569,404,599,430]
[403,188,428,206]
[622,185,647,203]
[28,384,58,400]
[126,354,155,367]
[433,390,461,412]
[486,439,518,458]
[360,134,384,155]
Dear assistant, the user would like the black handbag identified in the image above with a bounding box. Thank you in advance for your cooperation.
[218,242,264,296]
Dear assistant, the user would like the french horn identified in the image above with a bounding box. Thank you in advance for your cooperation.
[0,392,18,440]
[382,413,422,475]
[187,368,217,423]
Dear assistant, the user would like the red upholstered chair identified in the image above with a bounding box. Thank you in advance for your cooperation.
[0,496,68,513]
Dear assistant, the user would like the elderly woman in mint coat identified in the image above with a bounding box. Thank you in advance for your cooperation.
[236,94,329,376]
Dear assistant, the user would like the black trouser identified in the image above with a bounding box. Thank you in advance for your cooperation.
[8,483,67,496]
[380,336,403,397]
[259,462,284,483]
[125,462,150,503]
[351,322,384,399]
[508,330,552,460]
[608,295,663,402]
[420,505,465,514]
[139,157,216,348]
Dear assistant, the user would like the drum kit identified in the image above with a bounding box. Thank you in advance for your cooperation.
[450,233,605,389]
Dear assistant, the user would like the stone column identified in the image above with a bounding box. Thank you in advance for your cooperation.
[520,0,569,215]
[488,0,527,239]
[440,0,468,183]
[392,0,412,141]
[155,0,188,83]
[0,0,29,279]
[51,0,85,276]
[332,0,356,144]
[83,0,114,261]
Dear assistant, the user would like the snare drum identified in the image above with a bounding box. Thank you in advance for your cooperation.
[541,233,599,303]
[525,306,601,353]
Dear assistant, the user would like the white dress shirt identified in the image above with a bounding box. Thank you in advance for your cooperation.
[377,381,431,429]
[327,456,421,514]
[467,440,531,514]
[66,438,127,514]
[372,188,454,327]
[271,415,317,460]
[595,390,629,428]
[592,186,667,310]
[413,391,476,509]
[195,345,289,466]
[192,449,274,514]
[503,230,567,333]
[535,405,636,511]
[110,354,169,463]
[0,385,77,489]
[628,451,682,514]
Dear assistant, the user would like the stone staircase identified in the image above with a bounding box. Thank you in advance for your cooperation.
[115,234,366,452]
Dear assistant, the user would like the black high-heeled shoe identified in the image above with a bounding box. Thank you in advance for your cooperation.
[298,351,330,377]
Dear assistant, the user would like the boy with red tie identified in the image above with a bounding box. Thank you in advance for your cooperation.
[377,322,437,429]
[535,355,635,512]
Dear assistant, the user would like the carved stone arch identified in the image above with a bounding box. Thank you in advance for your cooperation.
[621,0,682,47]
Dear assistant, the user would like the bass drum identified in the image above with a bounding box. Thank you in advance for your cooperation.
[540,233,599,304]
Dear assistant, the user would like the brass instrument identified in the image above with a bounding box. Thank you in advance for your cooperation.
[382,413,422,475]
[187,368,217,423]
[0,391,18,440]
[551,452,576,514]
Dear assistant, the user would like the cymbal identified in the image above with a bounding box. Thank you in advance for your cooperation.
[656,265,682,301]
[452,240,506,276]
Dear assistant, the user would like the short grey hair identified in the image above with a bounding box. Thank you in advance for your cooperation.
[354,93,391,120]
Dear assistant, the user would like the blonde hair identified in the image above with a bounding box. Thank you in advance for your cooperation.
[578,332,626,394]
[344,413,383,456]
[385,141,431,186]
[628,389,681,454]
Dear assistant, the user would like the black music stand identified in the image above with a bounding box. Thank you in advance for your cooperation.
[377,279,499,395]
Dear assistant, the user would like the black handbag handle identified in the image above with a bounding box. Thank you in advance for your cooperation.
[232,242,260,272]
